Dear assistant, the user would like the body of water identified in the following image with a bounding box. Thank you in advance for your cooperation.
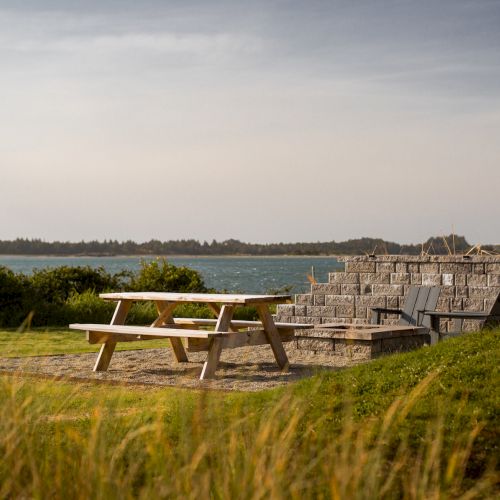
[0,256,344,294]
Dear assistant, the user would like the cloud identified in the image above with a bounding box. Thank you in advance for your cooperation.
[1,31,263,57]
[6,33,262,55]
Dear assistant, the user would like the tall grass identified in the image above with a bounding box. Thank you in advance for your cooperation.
[0,371,497,499]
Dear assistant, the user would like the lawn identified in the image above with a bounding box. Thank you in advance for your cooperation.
[0,328,169,357]
[0,328,498,498]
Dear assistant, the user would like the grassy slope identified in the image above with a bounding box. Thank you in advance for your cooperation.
[0,329,498,497]
[0,328,498,441]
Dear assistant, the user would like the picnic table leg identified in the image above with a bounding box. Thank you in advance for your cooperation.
[200,305,234,380]
[207,303,238,332]
[94,300,131,371]
[155,301,188,362]
[256,305,290,372]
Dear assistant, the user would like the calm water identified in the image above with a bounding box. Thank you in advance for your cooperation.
[0,256,343,293]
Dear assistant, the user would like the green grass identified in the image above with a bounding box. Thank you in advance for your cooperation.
[0,328,169,357]
[0,329,498,497]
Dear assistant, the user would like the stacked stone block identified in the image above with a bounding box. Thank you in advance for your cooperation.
[294,327,430,360]
[275,255,500,332]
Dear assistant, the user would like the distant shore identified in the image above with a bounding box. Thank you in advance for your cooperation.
[2,235,492,257]
[0,254,341,259]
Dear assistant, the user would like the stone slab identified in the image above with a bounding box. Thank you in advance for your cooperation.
[295,324,428,340]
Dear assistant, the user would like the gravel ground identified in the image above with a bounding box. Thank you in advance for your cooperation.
[0,344,366,392]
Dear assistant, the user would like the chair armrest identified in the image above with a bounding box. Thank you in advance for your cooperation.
[423,311,489,319]
[421,310,490,335]
[370,308,403,314]
[370,308,402,325]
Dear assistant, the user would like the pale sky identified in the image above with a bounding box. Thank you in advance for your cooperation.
[1,0,499,244]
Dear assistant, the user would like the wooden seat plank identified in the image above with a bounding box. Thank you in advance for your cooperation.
[69,323,223,339]
[171,318,311,329]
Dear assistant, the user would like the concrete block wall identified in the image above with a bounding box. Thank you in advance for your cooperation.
[275,255,500,332]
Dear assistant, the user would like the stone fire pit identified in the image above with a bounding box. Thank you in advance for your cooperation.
[294,324,430,360]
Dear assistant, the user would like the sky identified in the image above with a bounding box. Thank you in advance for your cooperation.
[1,0,499,245]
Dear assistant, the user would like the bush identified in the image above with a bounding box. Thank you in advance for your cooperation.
[0,260,210,327]
[30,266,126,304]
[128,258,207,293]
[0,267,31,327]
[63,290,117,324]
[24,266,127,326]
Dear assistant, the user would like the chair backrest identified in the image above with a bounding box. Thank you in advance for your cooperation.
[399,286,440,327]
[485,291,500,328]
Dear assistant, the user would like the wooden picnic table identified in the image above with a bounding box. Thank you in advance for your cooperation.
[69,292,307,380]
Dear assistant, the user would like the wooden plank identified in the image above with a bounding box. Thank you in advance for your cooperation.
[370,286,439,327]
[172,318,311,330]
[399,286,420,325]
[185,338,210,352]
[486,293,500,326]
[452,317,464,333]
[99,292,292,305]
[93,300,131,372]
[421,287,440,329]
[110,300,132,325]
[87,331,167,344]
[200,305,234,380]
[424,311,491,319]
[70,323,215,338]
[206,303,239,333]
[188,328,295,352]
[256,305,289,372]
[207,303,221,316]
[151,302,177,327]
[321,323,426,331]
[156,301,188,363]
[409,287,431,326]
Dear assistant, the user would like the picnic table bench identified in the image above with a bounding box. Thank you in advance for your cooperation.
[69,292,310,380]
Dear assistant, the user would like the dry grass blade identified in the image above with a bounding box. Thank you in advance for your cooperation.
[442,235,453,255]
[306,274,317,285]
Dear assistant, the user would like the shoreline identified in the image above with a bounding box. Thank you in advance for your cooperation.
[0,254,342,259]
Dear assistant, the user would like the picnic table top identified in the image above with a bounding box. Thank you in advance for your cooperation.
[99,292,292,305]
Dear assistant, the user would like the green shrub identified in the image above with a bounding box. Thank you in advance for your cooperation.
[128,258,207,293]
[63,290,117,324]
[30,266,126,304]
[0,267,31,327]
[125,301,158,325]
[0,260,212,326]
[24,266,125,326]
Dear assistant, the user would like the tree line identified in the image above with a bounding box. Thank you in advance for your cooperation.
[0,235,496,256]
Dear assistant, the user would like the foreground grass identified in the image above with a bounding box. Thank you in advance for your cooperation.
[0,330,498,498]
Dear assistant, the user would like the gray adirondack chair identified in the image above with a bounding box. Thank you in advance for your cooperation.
[423,290,500,338]
[370,286,440,328]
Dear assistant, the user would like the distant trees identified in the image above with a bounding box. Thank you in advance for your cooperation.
[0,235,494,256]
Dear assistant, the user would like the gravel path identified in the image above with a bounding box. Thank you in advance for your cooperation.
[0,345,365,392]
